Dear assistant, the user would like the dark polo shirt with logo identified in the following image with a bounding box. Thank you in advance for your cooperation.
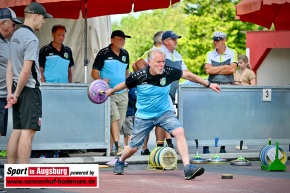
[126,66,182,119]
[39,42,74,83]
[92,44,129,93]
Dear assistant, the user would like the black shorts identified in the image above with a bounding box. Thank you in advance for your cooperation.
[0,98,8,136]
[12,83,42,131]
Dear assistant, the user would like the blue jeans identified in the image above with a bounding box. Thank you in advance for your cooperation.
[130,110,181,149]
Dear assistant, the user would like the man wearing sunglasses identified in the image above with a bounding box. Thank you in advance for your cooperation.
[204,31,238,86]
[203,31,238,154]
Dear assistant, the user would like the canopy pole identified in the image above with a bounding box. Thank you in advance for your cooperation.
[84,0,88,83]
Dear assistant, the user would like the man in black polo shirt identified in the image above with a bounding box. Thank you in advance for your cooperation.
[39,24,74,83]
[106,48,220,179]
[92,30,130,165]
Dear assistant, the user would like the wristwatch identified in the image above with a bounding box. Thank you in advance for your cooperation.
[206,82,211,88]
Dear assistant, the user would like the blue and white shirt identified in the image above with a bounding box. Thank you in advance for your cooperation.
[93,44,129,93]
[39,42,74,83]
[126,66,182,119]
[205,46,238,83]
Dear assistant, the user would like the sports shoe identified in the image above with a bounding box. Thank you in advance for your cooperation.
[141,149,150,155]
[114,159,125,175]
[184,164,204,180]
[106,159,128,167]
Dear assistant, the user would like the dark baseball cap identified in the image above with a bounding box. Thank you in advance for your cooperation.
[162,30,181,40]
[24,2,53,19]
[111,30,131,38]
[0,7,22,24]
[212,32,227,41]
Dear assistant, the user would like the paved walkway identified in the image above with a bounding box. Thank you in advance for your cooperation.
[1,161,289,193]
[0,129,289,192]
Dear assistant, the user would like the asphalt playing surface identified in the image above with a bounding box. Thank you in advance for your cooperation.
[1,160,289,193]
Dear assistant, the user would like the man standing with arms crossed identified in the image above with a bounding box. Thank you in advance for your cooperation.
[5,2,52,164]
[204,31,238,153]
[204,32,237,85]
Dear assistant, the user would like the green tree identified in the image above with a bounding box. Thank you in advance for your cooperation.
[113,0,263,75]
[112,4,187,70]
[181,0,263,76]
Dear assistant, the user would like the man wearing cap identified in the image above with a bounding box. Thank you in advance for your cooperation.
[203,31,238,154]
[159,30,189,146]
[204,31,238,85]
[5,2,52,164]
[91,30,131,162]
[0,7,22,188]
[161,30,189,102]
[0,7,22,140]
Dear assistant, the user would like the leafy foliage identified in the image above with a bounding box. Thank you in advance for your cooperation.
[113,0,263,75]
[113,5,187,69]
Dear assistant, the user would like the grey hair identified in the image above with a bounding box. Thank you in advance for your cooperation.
[153,31,164,45]
[148,48,166,61]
